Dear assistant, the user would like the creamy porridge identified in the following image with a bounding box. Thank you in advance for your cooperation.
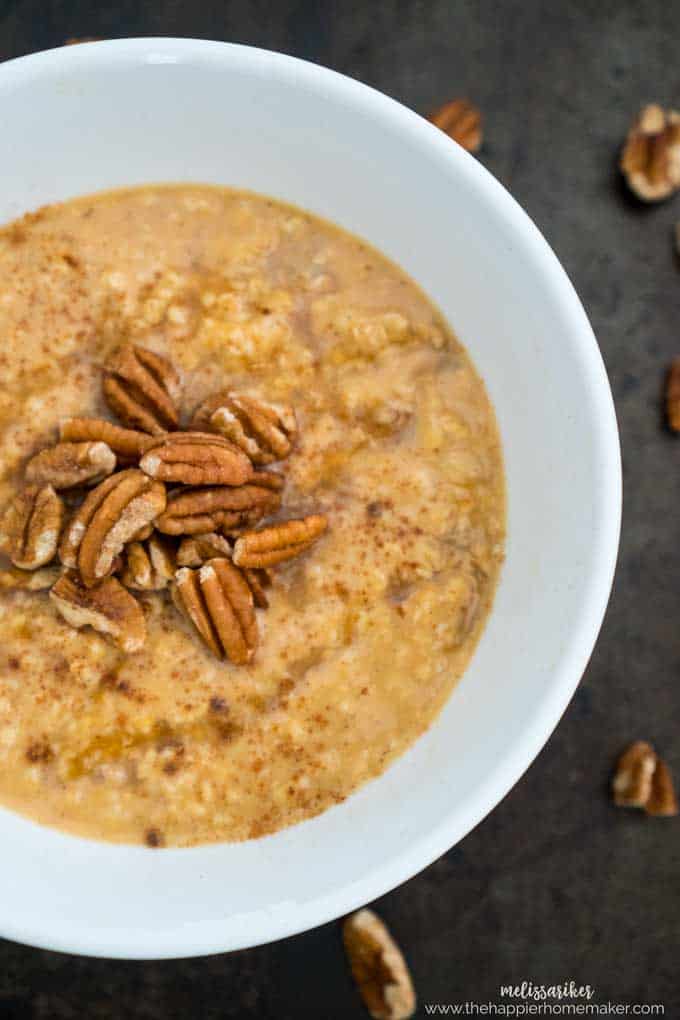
[0,185,504,846]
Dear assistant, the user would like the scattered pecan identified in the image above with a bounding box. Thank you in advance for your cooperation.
[665,358,680,432]
[60,417,152,463]
[0,484,64,569]
[620,104,680,201]
[103,343,181,434]
[0,564,62,591]
[50,570,146,652]
[172,558,257,664]
[232,514,328,568]
[191,391,297,465]
[139,432,252,487]
[612,741,678,817]
[120,533,176,591]
[429,98,482,153]
[60,468,166,586]
[343,909,416,1020]
[25,441,116,489]
[156,482,281,536]
[176,532,233,567]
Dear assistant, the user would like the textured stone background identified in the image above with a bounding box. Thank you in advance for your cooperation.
[0,1,678,1016]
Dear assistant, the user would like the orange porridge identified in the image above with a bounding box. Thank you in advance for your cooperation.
[0,185,504,846]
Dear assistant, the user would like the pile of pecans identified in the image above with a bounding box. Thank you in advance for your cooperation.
[0,343,327,662]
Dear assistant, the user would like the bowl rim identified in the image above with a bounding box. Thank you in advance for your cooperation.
[0,36,622,959]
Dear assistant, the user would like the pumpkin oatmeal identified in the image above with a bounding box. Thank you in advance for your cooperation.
[0,185,505,846]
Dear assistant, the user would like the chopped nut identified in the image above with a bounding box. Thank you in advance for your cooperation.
[60,417,153,463]
[612,741,678,817]
[0,484,64,569]
[172,558,257,663]
[0,564,62,591]
[176,532,233,566]
[25,441,116,489]
[139,432,252,487]
[61,468,166,586]
[103,343,181,434]
[191,390,297,465]
[343,909,416,1020]
[620,104,680,201]
[156,482,281,536]
[666,358,680,432]
[120,533,176,591]
[50,570,146,652]
[429,98,482,153]
[233,514,328,568]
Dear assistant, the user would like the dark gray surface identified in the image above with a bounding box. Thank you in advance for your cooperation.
[0,1,678,1016]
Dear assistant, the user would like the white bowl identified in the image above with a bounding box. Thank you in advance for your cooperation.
[0,38,621,959]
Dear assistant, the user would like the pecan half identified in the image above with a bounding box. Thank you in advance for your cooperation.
[343,909,416,1020]
[25,441,116,489]
[666,358,680,432]
[172,558,257,663]
[612,740,678,817]
[140,432,252,487]
[620,104,680,201]
[429,98,482,153]
[176,533,233,567]
[61,468,166,586]
[50,570,146,652]
[0,484,64,569]
[60,417,152,463]
[120,533,176,590]
[156,483,281,536]
[191,391,297,465]
[0,564,62,591]
[232,514,327,568]
[103,343,181,434]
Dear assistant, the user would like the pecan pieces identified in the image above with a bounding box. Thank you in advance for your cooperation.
[103,343,182,434]
[60,469,166,586]
[429,98,482,153]
[60,417,152,463]
[120,533,176,591]
[612,741,678,817]
[177,533,234,566]
[233,514,328,568]
[156,482,282,536]
[25,441,116,489]
[620,104,680,201]
[343,909,416,1020]
[0,484,64,569]
[191,391,297,465]
[50,570,146,652]
[140,432,252,487]
[172,559,257,664]
[5,343,328,662]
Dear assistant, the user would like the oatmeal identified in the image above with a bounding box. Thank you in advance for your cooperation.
[0,185,505,845]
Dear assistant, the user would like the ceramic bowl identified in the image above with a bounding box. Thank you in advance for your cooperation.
[0,38,621,958]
